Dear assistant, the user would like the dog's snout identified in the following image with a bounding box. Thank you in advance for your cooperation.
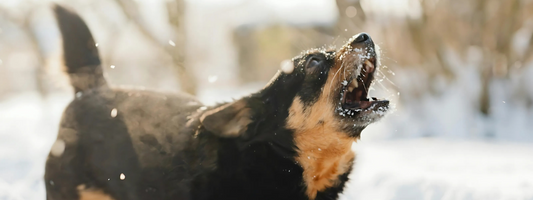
[353,33,370,43]
[349,32,374,50]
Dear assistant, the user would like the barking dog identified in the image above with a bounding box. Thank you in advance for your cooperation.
[45,5,389,200]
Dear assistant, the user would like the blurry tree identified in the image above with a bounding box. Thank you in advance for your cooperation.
[0,5,48,97]
[233,25,334,83]
[393,0,533,114]
[114,0,197,95]
[334,0,366,37]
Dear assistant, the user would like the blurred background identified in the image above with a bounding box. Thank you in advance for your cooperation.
[1,0,533,199]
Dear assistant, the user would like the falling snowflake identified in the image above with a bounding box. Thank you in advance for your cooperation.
[50,139,66,157]
[208,76,218,83]
[280,60,294,74]
[111,108,118,118]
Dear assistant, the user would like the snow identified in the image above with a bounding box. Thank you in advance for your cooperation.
[111,108,118,118]
[342,80,348,86]
[0,92,70,200]
[168,40,176,47]
[49,139,65,157]
[340,138,533,200]
[280,60,294,74]
[207,75,218,83]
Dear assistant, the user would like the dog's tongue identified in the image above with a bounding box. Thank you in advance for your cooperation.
[344,101,373,109]
[359,101,373,109]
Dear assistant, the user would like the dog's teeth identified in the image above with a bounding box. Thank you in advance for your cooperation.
[365,60,375,73]
[351,80,358,88]
[347,81,358,92]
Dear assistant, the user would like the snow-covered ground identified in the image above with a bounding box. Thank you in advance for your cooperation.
[342,139,533,200]
[1,91,532,200]
[0,93,68,200]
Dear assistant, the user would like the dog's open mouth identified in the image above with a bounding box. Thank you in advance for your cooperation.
[340,57,388,114]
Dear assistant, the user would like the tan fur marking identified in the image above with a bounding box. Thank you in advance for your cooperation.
[288,57,356,199]
[289,98,355,199]
[77,184,115,200]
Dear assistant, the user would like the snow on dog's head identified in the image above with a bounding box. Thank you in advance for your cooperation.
[279,33,389,139]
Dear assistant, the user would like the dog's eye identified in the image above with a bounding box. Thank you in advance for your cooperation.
[306,58,321,69]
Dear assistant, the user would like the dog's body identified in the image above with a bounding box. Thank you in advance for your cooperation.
[45,5,389,200]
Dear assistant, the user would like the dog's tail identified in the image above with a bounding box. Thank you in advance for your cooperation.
[53,4,106,93]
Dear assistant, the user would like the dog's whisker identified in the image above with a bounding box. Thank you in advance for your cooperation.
[377,69,397,87]
[375,75,391,93]
[361,78,369,94]
[325,60,345,111]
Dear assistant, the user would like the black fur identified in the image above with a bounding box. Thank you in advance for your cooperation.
[53,5,105,93]
[293,51,335,107]
[54,5,100,70]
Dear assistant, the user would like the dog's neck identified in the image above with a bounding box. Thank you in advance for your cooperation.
[286,97,357,199]
[294,129,355,199]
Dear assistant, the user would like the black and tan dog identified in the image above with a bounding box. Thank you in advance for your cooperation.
[45,5,389,200]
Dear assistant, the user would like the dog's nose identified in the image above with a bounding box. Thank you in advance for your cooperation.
[351,32,372,45]
[353,33,370,43]
[349,32,374,49]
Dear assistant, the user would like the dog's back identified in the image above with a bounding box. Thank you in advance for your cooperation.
[45,5,206,200]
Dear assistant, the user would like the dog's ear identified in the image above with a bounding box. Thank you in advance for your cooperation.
[200,99,252,137]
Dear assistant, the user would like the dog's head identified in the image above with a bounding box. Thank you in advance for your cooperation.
[200,33,389,139]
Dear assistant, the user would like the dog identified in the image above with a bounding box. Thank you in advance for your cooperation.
[45,5,389,200]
